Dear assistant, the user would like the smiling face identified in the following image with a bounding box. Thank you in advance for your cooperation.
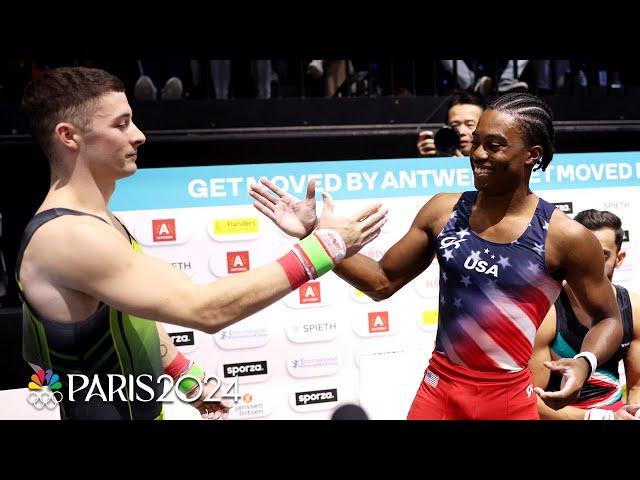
[469,109,542,195]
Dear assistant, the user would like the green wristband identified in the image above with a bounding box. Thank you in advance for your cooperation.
[176,363,204,394]
[298,233,335,277]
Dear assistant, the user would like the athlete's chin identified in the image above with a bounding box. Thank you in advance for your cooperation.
[119,164,138,179]
[473,177,493,191]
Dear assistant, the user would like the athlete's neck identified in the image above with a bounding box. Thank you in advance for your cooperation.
[40,162,115,216]
[474,186,536,223]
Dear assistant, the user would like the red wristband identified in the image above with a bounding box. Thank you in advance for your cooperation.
[277,250,310,290]
[164,352,190,379]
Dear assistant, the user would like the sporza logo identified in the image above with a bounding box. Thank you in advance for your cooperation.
[170,331,195,347]
[223,361,268,378]
[27,367,63,410]
[295,388,338,406]
[552,202,573,214]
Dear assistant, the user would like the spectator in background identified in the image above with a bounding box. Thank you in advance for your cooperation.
[134,59,186,101]
[207,60,273,100]
[307,60,354,97]
[441,59,529,96]
[416,90,484,157]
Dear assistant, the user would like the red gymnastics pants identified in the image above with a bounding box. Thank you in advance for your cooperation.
[407,351,539,420]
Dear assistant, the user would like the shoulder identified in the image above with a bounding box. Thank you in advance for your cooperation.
[412,192,464,235]
[547,208,600,257]
[27,214,131,275]
[415,192,463,222]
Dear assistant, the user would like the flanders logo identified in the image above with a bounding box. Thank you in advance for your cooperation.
[152,219,176,242]
[214,218,259,235]
[27,367,63,410]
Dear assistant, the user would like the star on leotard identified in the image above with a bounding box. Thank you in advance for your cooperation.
[497,255,511,269]
[442,249,455,262]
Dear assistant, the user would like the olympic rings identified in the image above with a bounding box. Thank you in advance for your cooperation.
[27,390,63,410]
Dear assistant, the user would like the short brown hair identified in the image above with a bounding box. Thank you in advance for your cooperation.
[574,209,624,252]
[21,66,124,161]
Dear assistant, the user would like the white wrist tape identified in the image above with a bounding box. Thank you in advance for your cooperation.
[573,351,597,379]
[584,408,614,420]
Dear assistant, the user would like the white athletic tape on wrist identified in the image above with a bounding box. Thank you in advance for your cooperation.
[573,351,597,379]
[584,408,614,420]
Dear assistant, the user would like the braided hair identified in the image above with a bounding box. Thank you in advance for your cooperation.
[487,93,554,171]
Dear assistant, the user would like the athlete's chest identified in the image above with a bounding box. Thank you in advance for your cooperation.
[436,217,547,289]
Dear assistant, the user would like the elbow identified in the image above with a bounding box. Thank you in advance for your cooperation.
[195,307,228,335]
[187,288,226,335]
[367,281,396,302]
[201,321,222,335]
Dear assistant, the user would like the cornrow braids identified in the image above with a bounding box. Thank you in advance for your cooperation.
[488,93,555,172]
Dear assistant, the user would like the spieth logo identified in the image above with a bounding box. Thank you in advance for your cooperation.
[368,312,389,333]
[152,219,176,242]
[295,388,338,406]
[170,331,195,347]
[27,367,63,410]
[552,202,573,214]
[227,251,250,273]
[223,361,268,378]
[299,282,321,304]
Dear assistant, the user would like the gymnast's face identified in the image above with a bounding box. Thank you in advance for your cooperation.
[469,109,542,195]
[78,91,146,181]
[591,227,625,282]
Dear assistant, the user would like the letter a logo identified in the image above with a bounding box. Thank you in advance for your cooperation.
[299,282,321,304]
[368,311,389,333]
[227,251,250,273]
[152,219,176,242]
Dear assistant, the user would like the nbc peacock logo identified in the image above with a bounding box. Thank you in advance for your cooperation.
[27,367,64,410]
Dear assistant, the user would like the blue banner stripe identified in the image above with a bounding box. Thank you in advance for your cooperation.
[111,152,640,211]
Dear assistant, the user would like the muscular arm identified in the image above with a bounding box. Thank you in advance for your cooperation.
[530,305,556,391]
[34,216,319,334]
[530,305,589,419]
[550,214,623,368]
[332,193,459,301]
[624,292,640,405]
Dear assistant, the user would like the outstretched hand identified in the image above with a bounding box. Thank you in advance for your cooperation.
[317,192,387,257]
[534,358,591,410]
[250,178,318,238]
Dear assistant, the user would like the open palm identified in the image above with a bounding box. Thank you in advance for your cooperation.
[249,178,318,238]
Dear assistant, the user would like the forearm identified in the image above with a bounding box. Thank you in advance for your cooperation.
[582,317,623,366]
[193,262,293,333]
[537,397,585,420]
[628,387,640,405]
[156,323,182,369]
[333,254,393,301]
